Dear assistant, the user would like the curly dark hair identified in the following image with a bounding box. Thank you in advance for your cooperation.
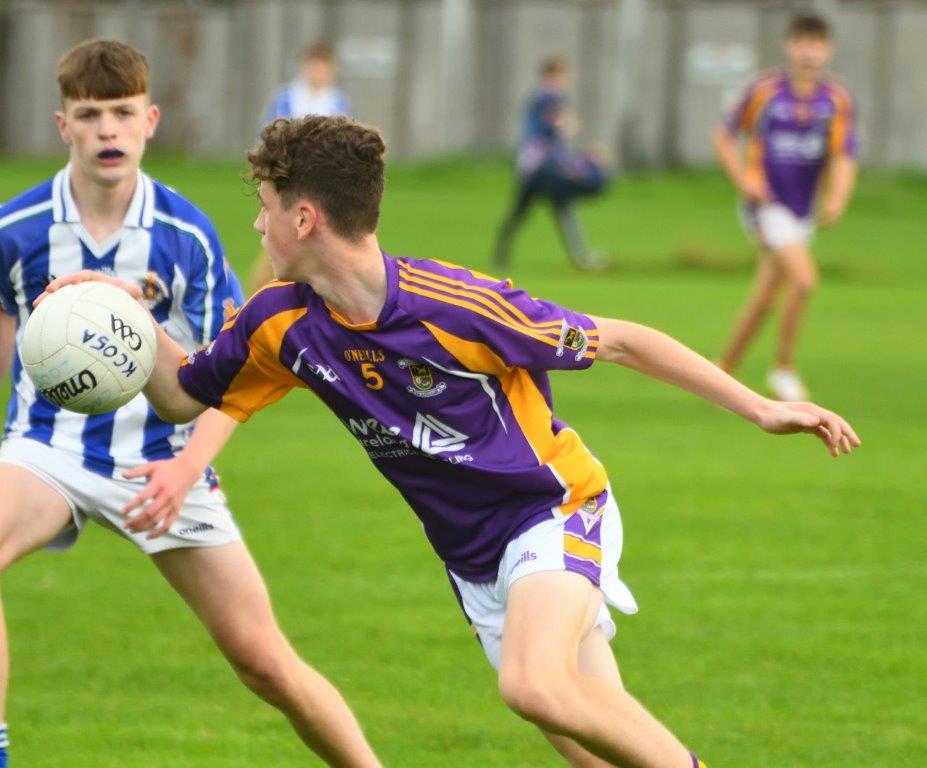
[248,116,386,241]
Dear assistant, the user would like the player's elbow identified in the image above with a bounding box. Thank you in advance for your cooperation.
[590,317,637,365]
[150,398,204,425]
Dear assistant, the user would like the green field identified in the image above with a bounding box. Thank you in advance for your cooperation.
[1,156,925,767]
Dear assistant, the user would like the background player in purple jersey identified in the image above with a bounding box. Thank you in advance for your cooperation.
[713,14,857,401]
[42,115,860,768]
[0,41,380,768]
[492,57,610,272]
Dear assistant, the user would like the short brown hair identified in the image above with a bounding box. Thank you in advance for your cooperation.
[301,41,335,62]
[248,116,386,241]
[57,38,149,101]
[788,14,830,39]
[539,56,567,78]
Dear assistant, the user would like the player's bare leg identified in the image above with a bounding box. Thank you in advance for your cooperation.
[153,543,381,768]
[499,571,696,768]
[774,242,817,368]
[0,465,75,755]
[542,628,626,767]
[768,242,817,399]
[718,255,783,374]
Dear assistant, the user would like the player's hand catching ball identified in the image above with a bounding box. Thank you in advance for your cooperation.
[755,399,861,458]
[34,269,142,307]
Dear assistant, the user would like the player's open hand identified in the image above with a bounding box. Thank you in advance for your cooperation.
[121,455,202,539]
[739,176,773,204]
[817,199,845,229]
[33,269,142,307]
[755,399,861,458]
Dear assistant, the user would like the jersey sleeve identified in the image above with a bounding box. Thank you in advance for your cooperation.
[828,86,858,158]
[177,285,308,423]
[400,261,598,374]
[181,222,244,346]
[723,77,771,136]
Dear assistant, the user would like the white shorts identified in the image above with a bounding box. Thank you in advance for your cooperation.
[740,201,815,250]
[0,437,241,555]
[448,490,638,670]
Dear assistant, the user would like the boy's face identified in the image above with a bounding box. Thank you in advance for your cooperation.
[302,57,336,90]
[542,68,570,93]
[784,34,833,78]
[55,93,159,187]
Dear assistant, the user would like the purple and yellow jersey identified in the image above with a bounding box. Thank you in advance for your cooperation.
[178,255,605,581]
[724,69,857,217]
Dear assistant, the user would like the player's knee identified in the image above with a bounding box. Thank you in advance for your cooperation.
[227,635,297,705]
[498,670,573,732]
[793,270,818,295]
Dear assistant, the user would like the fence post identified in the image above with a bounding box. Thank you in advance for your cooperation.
[662,0,688,169]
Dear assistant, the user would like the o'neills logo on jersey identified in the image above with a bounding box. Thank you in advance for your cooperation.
[41,369,97,407]
[556,323,589,362]
[343,348,385,363]
[138,271,170,309]
[398,358,446,398]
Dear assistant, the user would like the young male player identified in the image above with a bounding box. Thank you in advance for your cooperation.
[492,57,609,271]
[0,40,380,767]
[713,13,857,401]
[261,41,353,128]
[45,115,860,768]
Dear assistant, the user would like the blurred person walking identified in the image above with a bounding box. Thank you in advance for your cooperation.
[492,58,610,272]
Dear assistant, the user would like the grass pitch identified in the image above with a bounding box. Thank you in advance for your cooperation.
[0,156,924,766]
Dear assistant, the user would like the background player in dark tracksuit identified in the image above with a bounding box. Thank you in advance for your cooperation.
[492,57,609,271]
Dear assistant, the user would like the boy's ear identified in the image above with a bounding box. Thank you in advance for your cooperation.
[146,103,160,140]
[54,111,70,145]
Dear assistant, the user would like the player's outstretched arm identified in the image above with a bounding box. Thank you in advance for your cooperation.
[590,316,861,457]
[819,155,857,228]
[36,271,207,424]
[0,310,14,384]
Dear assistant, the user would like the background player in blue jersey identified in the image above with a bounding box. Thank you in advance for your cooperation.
[260,41,353,129]
[492,57,610,271]
[44,115,860,768]
[0,40,380,768]
[250,41,355,292]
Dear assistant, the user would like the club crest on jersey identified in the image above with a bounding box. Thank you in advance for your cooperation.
[138,271,170,309]
[398,358,446,398]
[557,323,589,361]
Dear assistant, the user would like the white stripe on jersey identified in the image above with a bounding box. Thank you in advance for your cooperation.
[107,227,154,465]
[0,200,54,232]
[45,221,91,454]
[153,211,217,345]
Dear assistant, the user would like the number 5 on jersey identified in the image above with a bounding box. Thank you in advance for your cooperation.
[362,363,383,390]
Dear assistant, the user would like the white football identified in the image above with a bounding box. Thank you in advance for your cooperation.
[21,282,157,415]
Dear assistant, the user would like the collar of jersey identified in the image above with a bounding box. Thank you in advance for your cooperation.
[53,163,154,230]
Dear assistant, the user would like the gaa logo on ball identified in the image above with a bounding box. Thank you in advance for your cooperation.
[21,282,157,415]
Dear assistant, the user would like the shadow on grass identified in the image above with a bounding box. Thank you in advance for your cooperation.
[605,245,871,282]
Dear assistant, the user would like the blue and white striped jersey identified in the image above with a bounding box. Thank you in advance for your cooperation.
[0,164,244,477]
[260,79,353,129]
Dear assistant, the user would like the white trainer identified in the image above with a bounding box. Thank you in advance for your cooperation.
[767,367,809,401]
